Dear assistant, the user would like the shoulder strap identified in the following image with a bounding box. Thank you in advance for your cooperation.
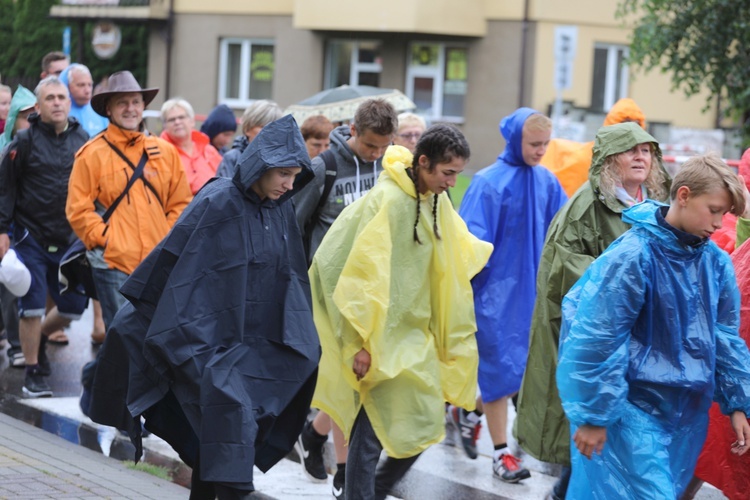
[303,149,338,260]
[317,148,338,211]
[100,151,148,223]
[101,136,163,207]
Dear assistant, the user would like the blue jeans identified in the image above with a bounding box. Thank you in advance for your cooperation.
[90,266,129,330]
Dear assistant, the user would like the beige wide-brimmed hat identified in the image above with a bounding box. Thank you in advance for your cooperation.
[91,70,159,117]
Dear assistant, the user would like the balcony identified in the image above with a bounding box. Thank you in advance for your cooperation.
[49,0,169,22]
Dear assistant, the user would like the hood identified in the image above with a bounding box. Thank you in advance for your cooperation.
[58,64,88,112]
[622,200,708,252]
[603,98,646,129]
[199,104,237,140]
[234,114,314,203]
[329,124,356,163]
[739,148,750,189]
[231,133,249,152]
[590,122,662,193]
[381,144,419,198]
[0,85,36,148]
[498,107,540,166]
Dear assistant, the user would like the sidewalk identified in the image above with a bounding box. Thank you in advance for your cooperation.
[0,411,188,499]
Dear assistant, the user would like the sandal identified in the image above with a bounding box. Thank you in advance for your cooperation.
[47,330,70,346]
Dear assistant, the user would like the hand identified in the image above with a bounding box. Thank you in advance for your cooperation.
[353,348,371,381]
[0,233,10,259]
[730,411,750,456]
[573,424,607,459]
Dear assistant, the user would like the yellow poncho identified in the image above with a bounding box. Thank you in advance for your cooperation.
[310,145,493,458]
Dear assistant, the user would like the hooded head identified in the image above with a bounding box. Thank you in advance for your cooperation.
[498,107,549,166]
[603,98,646,129]
[590,122,669,207]
[0,86,36,149]
[234,114,313,203]
[200,104,237,142]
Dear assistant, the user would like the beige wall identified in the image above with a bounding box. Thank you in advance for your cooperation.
[173,0,294,15]
[461,20,529,174]
[530,20,719,130]
[160,14,322,116]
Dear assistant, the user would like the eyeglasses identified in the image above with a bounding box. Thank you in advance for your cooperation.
[166,114,189,124]
[399,133,421,141]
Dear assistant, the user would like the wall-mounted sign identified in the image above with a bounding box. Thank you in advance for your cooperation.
[92,22,122,60]
[63,1,119,4]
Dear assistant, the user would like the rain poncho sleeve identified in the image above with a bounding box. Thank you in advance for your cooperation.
[311,145,492,459]
[557,237,646,427]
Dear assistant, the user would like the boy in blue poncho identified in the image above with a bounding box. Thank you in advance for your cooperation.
[458,108,567,482]
[558,153,750,499]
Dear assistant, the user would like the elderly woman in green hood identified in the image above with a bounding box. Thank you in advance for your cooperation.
[0,85,36,151]
[514,122,671,499]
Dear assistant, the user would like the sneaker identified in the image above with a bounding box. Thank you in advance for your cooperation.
[38,336,51,376]
[23,369,53,398]
[493,453,531,483]
[294,420,328,483]
[9,350,25,368]
[449,405,481,459]
[332,466,345,500]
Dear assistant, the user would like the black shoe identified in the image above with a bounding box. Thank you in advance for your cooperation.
[23,369,53,398]
[294,420,328,483]
[38,335,51,376]
[332,466,345,500]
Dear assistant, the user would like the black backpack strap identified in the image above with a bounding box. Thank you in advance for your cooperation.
[317,148,338,212]
[303,149,338,260]
[101,136,163,207]
[100,151,149,223]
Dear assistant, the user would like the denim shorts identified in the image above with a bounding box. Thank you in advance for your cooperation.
[13,230,87,319]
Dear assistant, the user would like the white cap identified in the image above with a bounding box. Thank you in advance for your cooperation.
[0,249,31,297]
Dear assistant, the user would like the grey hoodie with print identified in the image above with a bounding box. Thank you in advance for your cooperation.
[294,124,382,262]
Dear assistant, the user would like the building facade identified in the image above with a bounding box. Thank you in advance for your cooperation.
[51,0,730,171]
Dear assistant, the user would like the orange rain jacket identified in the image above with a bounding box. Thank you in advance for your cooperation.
[541,98,647,197]
[67,124,192,275]
[160,129,222,195]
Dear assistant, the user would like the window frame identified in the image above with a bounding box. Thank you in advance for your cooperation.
[218,37,275,108]
[591,43,630,112]
[324,39,383,89]
[405,41,468,123]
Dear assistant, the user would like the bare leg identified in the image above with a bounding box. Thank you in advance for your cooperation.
[332,421,349,463]
[312,411,332,436]
[20,317,42,365]
[483,396,509,446]
[41,307,72,337]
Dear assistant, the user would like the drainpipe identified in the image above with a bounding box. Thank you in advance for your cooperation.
[517,0,530,107]
[165,0,174,97]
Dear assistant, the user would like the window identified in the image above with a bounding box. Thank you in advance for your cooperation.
[324,40,383,88]
[218,38,275,107]
[406,43,468,122]
[591,44,629,112]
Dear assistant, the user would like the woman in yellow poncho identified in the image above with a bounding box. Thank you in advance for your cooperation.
[309,124,493,500]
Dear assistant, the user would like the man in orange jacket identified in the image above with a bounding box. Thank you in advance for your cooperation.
[66,71,192,333]
[541,98,647,197]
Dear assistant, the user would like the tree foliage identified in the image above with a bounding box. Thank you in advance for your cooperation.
[0,0,147,88]
[617,0,750,131]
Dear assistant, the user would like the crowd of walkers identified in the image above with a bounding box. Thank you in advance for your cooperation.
[2,50,750,500]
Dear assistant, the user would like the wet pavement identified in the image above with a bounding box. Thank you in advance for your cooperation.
[0,302,730,499]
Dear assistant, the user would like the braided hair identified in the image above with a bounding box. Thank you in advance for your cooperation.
[409,124,471,244]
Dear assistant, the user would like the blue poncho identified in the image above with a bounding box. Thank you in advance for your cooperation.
[558,201,750,499]
[459,107,567,401]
